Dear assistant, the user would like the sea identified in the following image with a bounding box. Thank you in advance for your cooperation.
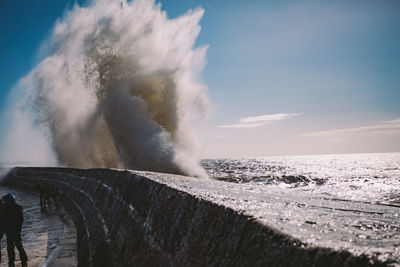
[203,152,400,206]
[202,152,400,264]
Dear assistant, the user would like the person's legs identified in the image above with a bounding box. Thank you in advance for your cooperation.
[15,235,28,264]
[6,236,15,265]
[40,192,44,211]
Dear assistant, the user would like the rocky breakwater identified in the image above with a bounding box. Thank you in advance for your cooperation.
[2,167,391,267]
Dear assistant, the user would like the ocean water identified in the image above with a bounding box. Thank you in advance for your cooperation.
[203,153,400,206]
[202,153,400,263]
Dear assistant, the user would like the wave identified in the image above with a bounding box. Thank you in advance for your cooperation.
[1,0,209,178]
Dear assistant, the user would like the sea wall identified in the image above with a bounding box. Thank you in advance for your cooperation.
[2,167,384,267]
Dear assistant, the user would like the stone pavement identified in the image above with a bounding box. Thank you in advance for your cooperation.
[0,186,77,267]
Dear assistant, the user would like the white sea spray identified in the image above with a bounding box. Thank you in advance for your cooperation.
[1,0,209,178]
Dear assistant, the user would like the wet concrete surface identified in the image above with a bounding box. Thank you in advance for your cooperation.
[144,171,400,265]
[4,167,396,266]
[0,186,77,267]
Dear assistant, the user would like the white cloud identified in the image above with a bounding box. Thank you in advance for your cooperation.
[218,113,300,128]
[385,118,400,124]
[218,123,264,128]
[303,118,400,140]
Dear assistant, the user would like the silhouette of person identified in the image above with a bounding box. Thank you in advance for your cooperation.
[36,183,46,211]
[3,193,28,267]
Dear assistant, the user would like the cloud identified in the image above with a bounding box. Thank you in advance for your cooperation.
[385,118,400,124]
[303,118,400,140]
[218,113,300,128]
[218,123,264,129]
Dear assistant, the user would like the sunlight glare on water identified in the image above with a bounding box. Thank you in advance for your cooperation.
[203,153,400,205]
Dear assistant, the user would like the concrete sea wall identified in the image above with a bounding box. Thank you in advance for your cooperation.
[2,167,385,267]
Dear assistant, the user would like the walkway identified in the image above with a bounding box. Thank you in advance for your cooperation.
[0,186,77,267]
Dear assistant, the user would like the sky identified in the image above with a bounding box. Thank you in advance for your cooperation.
[0,0,399,158]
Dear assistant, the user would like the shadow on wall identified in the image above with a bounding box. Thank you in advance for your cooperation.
[0,167,11,183]
[1,167,387,267]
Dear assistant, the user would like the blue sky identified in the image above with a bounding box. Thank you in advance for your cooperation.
[0,0,83,106]
[1,0,399,157]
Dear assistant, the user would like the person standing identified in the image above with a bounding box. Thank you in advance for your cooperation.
[3,193,28,267]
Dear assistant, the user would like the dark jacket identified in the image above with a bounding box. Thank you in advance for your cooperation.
[4,202,23,237]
